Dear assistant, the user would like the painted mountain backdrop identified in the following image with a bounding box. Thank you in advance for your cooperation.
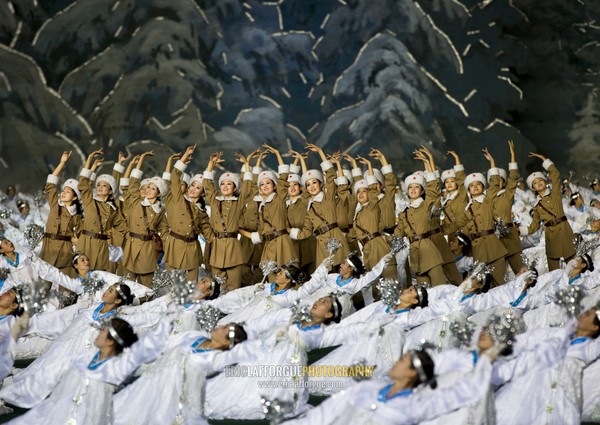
[0,0,599,190]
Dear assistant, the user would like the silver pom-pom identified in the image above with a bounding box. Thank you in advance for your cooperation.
[555,285,586,318]
[33,190,45,209]
[494,218,511,238]
[290,300,312,325]
[520,253,538,272]
[574,236,600,258]
[195,305,222,332]
[351,358,375,381]
[261,397,295,424]
[377,278,401,309]
[484,309,525,346]
[389,236,407,256]
[260,260,279,278]
[151,269,172,292]
[469,261,494,282]
[24,224,45,250]
[56,289,78,309]
[168,270,198,305]
[326,237,343,256]
[81,275,106,297]
[17,280,50,315]
[450,320,476,348]
[0,209,12,220]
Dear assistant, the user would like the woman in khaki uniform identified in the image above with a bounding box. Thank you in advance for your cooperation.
[440,151,469,237]
[286,157,315,275]
[486,141,525,275]
[456,167,508,286]
[121,152,169,287]
[520,153,576,271]
[40,151,81,278]
[289,144,350,268]
[163,146,210,282]
[394,152,445,286]
[369,149,397,235]
[76,149,128,271]
[203,151,253,292]
[349,158,397,280]
[242,145,298,267]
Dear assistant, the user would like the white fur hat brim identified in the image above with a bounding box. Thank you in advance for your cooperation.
[258,170,278,185]
[526,172,546,190]
[190,174,203,187]
[441,169,456,182]
[404,173,425,190]
[301,169,323,187]
[287,173,301,184]
[353,179,368,193]
[62,178,81,199]
[218,172,241,193]
[96,174,117,194]
[464,173,486,190]
[149,176,168,197]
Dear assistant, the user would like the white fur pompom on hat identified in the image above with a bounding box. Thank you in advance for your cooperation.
[464,173,486,190]
[301,169,323,187]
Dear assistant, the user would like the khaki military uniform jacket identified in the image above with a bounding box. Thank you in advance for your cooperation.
[489,164,522,256]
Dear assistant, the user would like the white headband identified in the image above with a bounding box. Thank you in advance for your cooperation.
[228,324,236,349]
[108,324,125,347]
[410,351,428,385]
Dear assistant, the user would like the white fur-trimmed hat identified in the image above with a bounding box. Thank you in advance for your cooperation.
[218,172,241,193]
[342,169,352,182]
[487,169,507,182]
[190,173,203,187]
[140,178,152,188]
[96,174,117,194]
[464,173,486,190]
[181,173,191,186]
[149,176,168,197]
[258,170,277,185]
[62,178,81,199]
[369,169,384,187]
[441,169,456,182]
[301,169,323,187]
[353,179,368,193]
[287,173,301,184]
[404,173,425,190]
[526,172,546,191]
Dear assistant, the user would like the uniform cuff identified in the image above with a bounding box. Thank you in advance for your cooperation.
[453,164,465,172]
[351,167,363,178]
[243,172,253,181]
[47,174,59,185]
[366,175,378,186]
[80,168,92,179]
[162,172,171,181]
[113,163,125,174]
[489,167,500,176]
[174,160,187,172]
[250,232,262,245]
[290,228,300,240]
[203,170,215,181]
[320,160,333,172]
[425,172,437,182]
[120,178,130,187]
[289,164,301,174]
[130,169,143,180]
[278,164,290,174]
[252,166,262,175]
[508,162,518,171]
[542,159,554,170]
[381,164,393,175]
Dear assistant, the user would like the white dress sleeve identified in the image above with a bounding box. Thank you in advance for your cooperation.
[335,256,390,295]
[33,257,84,294]
[206,285,264,313]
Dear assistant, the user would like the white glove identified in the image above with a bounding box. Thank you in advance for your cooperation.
[564,258,579,277]
[11,312,30,340]
[482,342,507,362]
[458,278,473,292]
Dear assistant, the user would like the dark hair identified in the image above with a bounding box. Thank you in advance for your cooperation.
[476,274,492,294]
[455,231,472,256]
[582,254,595,273]
[410,350,436,389]
[592,313,600,339]
[72,252,86,267]
[346,252,366,277]
[10,289,24,316]
[230,324,248,347]
[16,200,28,211]
[415,286,429,309]
[282,265,306,286]
[107,318,138,354]
[115,284,134,306]
[324,296,343,325]
[207,277,221,300]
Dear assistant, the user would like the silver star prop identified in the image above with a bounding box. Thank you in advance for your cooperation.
[18,280,50,315]
[260,259,279,278]
[469,261,494,282]
[195,305,222,332]
[484,309,525,346]
[351,358,375,382]
[389,236,407,256]
[260,397,295,425]
[290,299,312,325]
[450,320,476,348]
[377,278,401,309]
[81,275,106,297]
[0,209,11,220]
[494,218,511,238]
[168,270,198,305]
[24,224,45,250]
[152,269,172,292]
[555,285,586,318]
[326,237,343,256]
[520,253,538,272]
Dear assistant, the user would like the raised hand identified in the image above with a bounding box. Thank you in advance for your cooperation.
[181,145,197,164]
[528,152,546,161]
[117,151,129,165]
[60,151,72,164]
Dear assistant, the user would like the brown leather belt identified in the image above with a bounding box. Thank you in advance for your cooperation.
[360,232,381,245]
[314,223,338,236]
[409,231,430,243]
[43,232,71,242]
[81,230,110,240]
[215,231,239,239]
[263,229,288,242]
[428,227,441,237]
[472,228,495,240]
[169,230,198,243]
[545,216,567,227]
[129,231,153,242]
[505,222,516,228]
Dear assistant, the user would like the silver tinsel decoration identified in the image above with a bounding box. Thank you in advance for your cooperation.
[260,259,279,277]
[469,261,494,282]
[520,253,537,272]
[168,270,197,305]
[81,275,106,297]
[574,236,600,258]
[18,280,49,315]
[450,320,476,348]
[351,358,375,381]
[56,289,78,308]
[484,309,525,346]
[377,278,401,309]
[326,237,343,256]
[555,285,586,318]
[389,236,407,256]
[0,268,11,281]
[91,312,119,330]
[24,224,44,250]
[494,218,511,238]
[195,305,222,332]
[0,209,11,220]
[33,190,45,209]
[290,300,312,325]
[152,269,172,292]
[260,397,295,425]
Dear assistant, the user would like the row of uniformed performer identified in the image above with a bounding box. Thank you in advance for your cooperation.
[2,236,600,423]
